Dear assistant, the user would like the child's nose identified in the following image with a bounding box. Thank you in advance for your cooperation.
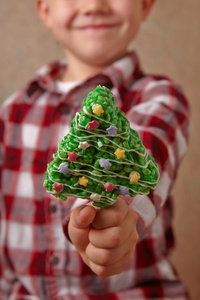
[78,0,111,15]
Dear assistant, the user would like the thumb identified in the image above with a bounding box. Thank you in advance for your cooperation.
[68,204,97,253]
[71,204,97,229]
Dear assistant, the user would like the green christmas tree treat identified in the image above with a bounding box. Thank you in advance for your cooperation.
[43,85,159,208]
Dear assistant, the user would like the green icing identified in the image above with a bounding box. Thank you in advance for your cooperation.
[43,85,159,207]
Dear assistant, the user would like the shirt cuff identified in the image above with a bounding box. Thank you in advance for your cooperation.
[120,194,157,238]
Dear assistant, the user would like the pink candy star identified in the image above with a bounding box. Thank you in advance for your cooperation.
[68,151,79,162]
[88,120,99,130]
[53,183,63,193]
[104,183,115,192]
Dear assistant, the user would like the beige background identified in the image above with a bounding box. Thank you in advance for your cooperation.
[0,1,199,299]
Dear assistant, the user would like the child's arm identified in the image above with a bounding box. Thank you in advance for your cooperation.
[68,197,138,277]
[124,77,190,237]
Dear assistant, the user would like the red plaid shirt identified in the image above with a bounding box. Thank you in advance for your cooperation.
[0,52,191,299]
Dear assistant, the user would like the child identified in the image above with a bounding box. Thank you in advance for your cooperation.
[0,0,191,299]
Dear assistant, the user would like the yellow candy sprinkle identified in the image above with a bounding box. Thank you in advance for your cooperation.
[114,148,125,159]
[79,176,88,186]
[92,104,104,116]
[129,172,140,183]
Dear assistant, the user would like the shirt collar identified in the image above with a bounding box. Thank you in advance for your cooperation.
[24,51,141,105]
[101,51,140,89]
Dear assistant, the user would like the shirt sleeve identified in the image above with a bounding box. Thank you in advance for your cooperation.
[124,77,190,237]
[0,100,32,299]
[0,113,15,298]
[0,116,4,297]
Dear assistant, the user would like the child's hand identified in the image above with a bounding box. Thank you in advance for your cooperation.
[68,197,139,277]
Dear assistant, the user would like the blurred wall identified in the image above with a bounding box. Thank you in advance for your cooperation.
[0,1,199,299]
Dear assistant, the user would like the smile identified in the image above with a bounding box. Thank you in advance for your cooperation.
[74,23,120,31]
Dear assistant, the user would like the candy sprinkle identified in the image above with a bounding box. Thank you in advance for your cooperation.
[104,183,115,192]
[88,120,100,130]
[129,172,140,183]
[53,183,63,193]
[92,104,104,116]
[79,176,88,186]
[114,148,125,159]
[68,151,79,162]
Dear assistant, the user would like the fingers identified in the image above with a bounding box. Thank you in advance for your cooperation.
[70,205,97,229]
[92,197,129,230]
[89,218,129,249]
[86,225,138,277]
[88,249,134,277]
[89,205,138,249]
[68,205,96,253]
[68,199,139,277]
[86,237,136,266]
[85,201,139,277]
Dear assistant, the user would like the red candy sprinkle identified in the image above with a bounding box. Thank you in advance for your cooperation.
[68,151,79,162]
[104,183,115,192]
[88,120,99,130]
[53,183,63,193]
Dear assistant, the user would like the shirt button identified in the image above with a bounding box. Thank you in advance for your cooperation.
[49,204,57,213]
[62,106,70,114]
[50,254,59,265]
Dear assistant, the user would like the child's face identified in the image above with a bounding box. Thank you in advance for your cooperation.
[37,0,154,69]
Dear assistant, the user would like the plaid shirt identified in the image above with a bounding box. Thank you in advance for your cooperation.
[0,52,191,299]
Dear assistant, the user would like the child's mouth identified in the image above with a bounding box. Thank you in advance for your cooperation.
[74,23,120,31]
